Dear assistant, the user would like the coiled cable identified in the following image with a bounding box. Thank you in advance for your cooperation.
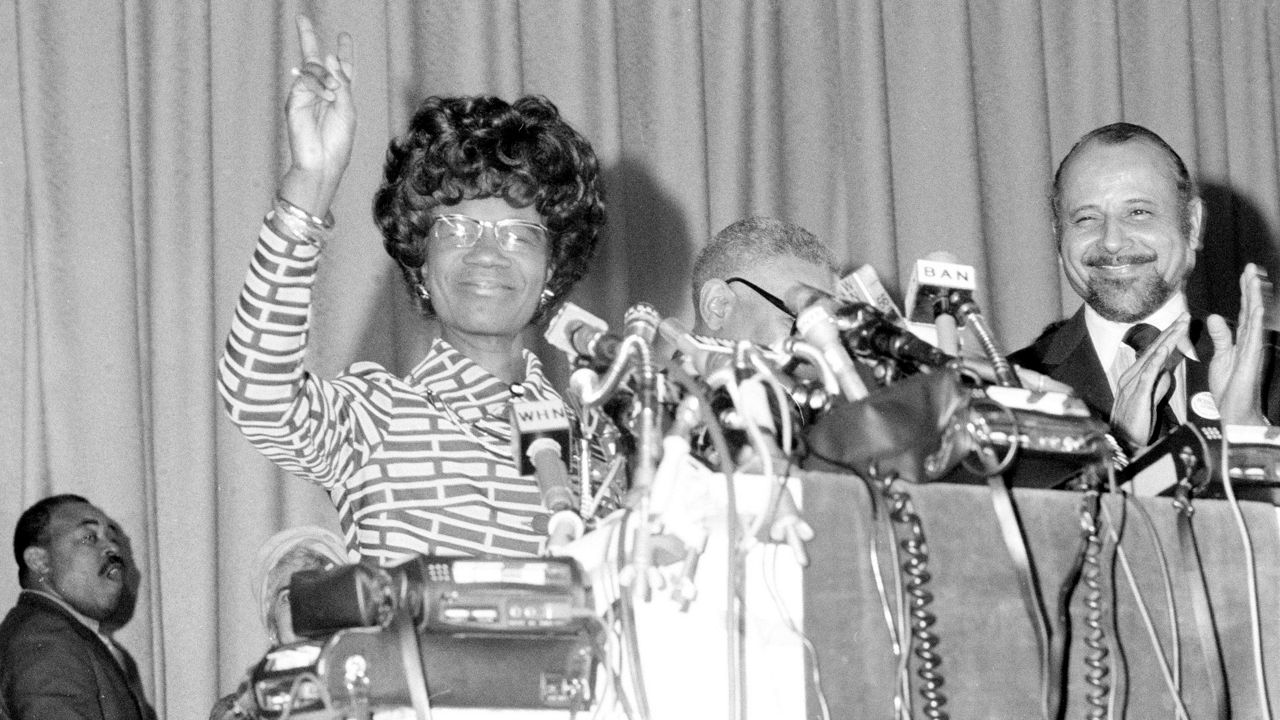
[1080,496,1111,719]
[880,473,949,720]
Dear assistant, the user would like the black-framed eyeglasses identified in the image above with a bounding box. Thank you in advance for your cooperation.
[429,214,550,254]
[725,276,798,334]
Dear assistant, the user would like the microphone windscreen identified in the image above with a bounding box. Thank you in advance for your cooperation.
[544,302,610,359]
[624,303,660,343]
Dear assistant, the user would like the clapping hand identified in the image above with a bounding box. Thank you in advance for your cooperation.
[1208,263,1269,426]
[1111,316,1187,449]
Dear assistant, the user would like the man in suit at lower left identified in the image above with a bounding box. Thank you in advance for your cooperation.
[0,494,157,720]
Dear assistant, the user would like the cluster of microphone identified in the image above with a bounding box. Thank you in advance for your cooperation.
[528,250,1071,478]
[518,253,1102,545]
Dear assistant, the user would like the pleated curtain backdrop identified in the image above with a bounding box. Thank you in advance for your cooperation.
[2,0,1279,715]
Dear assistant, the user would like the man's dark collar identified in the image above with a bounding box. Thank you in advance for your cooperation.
[20,588,104,634]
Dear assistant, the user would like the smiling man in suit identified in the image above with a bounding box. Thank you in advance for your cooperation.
[0,494,156,720]
[1010,122,1273,452]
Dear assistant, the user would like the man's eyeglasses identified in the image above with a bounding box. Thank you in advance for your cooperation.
[429,214,550,254]
[725,276,798,335]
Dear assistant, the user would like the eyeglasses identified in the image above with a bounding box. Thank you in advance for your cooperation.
[429,214,550,254]
[725,276,798,335]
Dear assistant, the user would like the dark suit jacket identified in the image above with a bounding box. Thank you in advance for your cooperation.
[1009,306,1280,436]
[0,591,157,720]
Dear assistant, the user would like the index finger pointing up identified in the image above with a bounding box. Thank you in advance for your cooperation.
[296,15,322,65]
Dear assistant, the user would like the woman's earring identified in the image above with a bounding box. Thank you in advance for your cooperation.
[539,288,554,309]
[414,283,430,302]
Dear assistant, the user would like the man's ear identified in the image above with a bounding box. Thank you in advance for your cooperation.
[23,546,49,578]
[698,279,736,332]
[1186,196,1205,261]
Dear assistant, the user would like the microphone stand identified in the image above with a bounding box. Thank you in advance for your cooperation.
[568,332,659,719]
[572,332,662,586]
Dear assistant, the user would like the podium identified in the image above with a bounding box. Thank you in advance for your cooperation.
[265,469,1279,719]
[804,473,1280,719]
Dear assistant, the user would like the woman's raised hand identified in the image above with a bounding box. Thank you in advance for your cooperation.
[280,15,355,218]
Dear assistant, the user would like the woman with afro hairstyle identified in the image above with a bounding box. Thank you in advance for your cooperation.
[218,17,610,563]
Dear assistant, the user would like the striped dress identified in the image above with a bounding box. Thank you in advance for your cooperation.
[218,220,569,564]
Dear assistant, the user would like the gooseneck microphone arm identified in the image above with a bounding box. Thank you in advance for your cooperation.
[955,299,1020,388]
[571,333,651,410]
[570,331,661,496]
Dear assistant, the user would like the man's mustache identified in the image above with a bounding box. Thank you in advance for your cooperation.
[1084,252,1156,268]
[100,550,125,576]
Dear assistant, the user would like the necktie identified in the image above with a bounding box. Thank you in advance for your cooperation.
[97,631,127,670]
[1122,322,1180,443]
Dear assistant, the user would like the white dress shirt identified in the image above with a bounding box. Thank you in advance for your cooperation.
[1084,292,1196,422]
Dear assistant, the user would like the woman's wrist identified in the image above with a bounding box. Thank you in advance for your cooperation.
[278,167,342,219]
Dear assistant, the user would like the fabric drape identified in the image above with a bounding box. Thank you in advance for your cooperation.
[3,1,1279,716]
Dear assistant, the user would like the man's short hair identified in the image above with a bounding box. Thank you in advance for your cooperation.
[13,493,90,585]
[690,216,836,307]
[1050,122,1196,240]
